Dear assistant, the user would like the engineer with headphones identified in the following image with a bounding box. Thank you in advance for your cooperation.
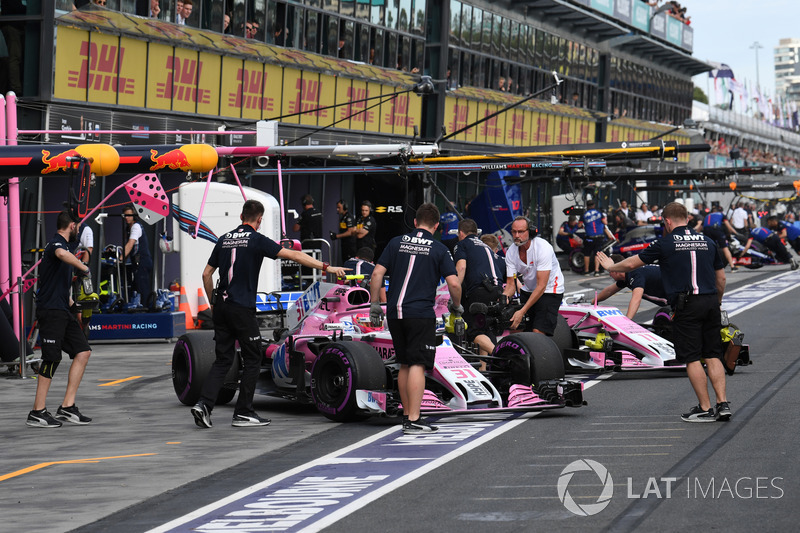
[502,216,565,334]
[354,200,377,252]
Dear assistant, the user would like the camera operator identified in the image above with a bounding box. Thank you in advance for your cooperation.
[502,216,564,335]
[453,219,505,365]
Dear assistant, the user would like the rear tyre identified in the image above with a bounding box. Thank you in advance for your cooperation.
[569,250,586,274]
[311,341,386,422]
[492,333,565,386]
[172,331,240,406]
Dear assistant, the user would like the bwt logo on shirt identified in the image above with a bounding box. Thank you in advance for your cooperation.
[674,235,705,241]
[402,235,433,245]
[226,231,252,239]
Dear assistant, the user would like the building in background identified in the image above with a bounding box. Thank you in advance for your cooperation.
[775,38,800,109]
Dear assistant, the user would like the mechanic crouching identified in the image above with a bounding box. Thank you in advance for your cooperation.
[453,218,505,368]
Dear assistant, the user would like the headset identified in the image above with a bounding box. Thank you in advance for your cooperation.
[513,215,538,240]
[338,199,348,212]
[301,194,314,206]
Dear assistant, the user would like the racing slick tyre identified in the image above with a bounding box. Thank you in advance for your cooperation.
[311,341,387,422]
[652,307,673,341]
[568,250,585,274]
[492,333,565,386]
[552,315,576,356]
[172,331,240,406]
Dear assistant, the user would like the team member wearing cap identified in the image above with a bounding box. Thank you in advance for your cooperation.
[191,200,347,429]
[27,210,93,428]
[598,202,732,423]
[503,216,564,334]
[369,202,462,435]
[453,218,505,361]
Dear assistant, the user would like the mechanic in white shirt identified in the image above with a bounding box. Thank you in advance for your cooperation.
[635,202,650,225]
[76,224,94,264]
[730,203,749,234]
[502,216,564,335]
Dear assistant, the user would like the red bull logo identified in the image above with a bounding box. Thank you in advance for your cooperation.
[41,149,81,174]
[149,148,190,171]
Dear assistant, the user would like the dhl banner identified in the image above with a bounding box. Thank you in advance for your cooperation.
[53,26,420,135]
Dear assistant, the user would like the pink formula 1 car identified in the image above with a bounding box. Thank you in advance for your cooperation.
[171,282,585,422]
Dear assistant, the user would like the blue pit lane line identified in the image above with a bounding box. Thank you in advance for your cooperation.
[150,375,605,533]
[149,271,798,533]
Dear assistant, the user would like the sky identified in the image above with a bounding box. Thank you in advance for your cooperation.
[689,0,800,100]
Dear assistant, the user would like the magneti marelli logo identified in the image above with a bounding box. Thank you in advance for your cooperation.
[557,459,614,516]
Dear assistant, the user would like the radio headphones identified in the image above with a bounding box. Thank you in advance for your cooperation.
[338,199,348,212]
[515,216,538,239]
[301,194,314,206]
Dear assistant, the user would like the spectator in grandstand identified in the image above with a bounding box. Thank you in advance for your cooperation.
[570,92,579,106]
[498,77,507,92]
[175,0,184,23]
[245,21,257,39]
[149,0,159,17]
[181,0,193,25]
[223,13,231,33]
[636,202,650,226]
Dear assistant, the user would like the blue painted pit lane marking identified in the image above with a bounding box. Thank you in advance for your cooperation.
[722,270,800,318]
[148,376,604,533]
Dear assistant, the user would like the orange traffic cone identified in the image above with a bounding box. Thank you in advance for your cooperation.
[178,285,195,330]
[196,288,211,328]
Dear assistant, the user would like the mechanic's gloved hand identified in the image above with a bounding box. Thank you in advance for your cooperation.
[448,301,464,318]
[370,302,384,326]
[329,231,337,241]
[76,264,93,294]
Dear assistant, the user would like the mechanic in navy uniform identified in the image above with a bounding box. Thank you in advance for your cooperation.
[27,210,93,428]
[581,200,615,277]
[503,216,565,335]
[293,194,323,245]
[330,199,357,261]
[596,257,668,319]
[342,247,386,302]
[122,204,153,309]
[556,216,582,253]
[768,216,800,254]
[702,205,738,271]
[192,200,347,429]
[739,224,798,269]
[598,202,732,423]
[354,200,377,252]
[369,202,462,435]
[453,218,505,364]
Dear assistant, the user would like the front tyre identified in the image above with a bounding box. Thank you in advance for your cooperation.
[492,332,566,385]
[569,250,586,273]
[311,341,386,422]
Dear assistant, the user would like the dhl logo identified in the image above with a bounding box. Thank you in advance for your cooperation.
[384,95,414,128]
[150,148,190,171]
[448,104,469,134]
[41,149,81,174]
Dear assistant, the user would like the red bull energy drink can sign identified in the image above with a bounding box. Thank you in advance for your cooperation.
[125,173,169,224]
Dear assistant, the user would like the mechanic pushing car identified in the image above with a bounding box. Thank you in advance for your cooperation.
[191,200,347,429]
[503,216,564,335]
[369,202,462,435]
[595,255,668,319]
[598,202,732,423]
[453,218,505,366]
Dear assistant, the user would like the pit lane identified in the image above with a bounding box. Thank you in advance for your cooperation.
[1,265,798,532]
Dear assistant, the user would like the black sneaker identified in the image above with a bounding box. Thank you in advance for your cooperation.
[681,405,716,423]
[191,402,212,428]
[730,266,739,272]
[56,404,92,425]
[232,413,271,427]
[715,401,732,421]
[403,417,439,434]
[27,408,62,428]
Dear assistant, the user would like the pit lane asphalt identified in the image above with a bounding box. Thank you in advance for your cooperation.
[1,263,798,533]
